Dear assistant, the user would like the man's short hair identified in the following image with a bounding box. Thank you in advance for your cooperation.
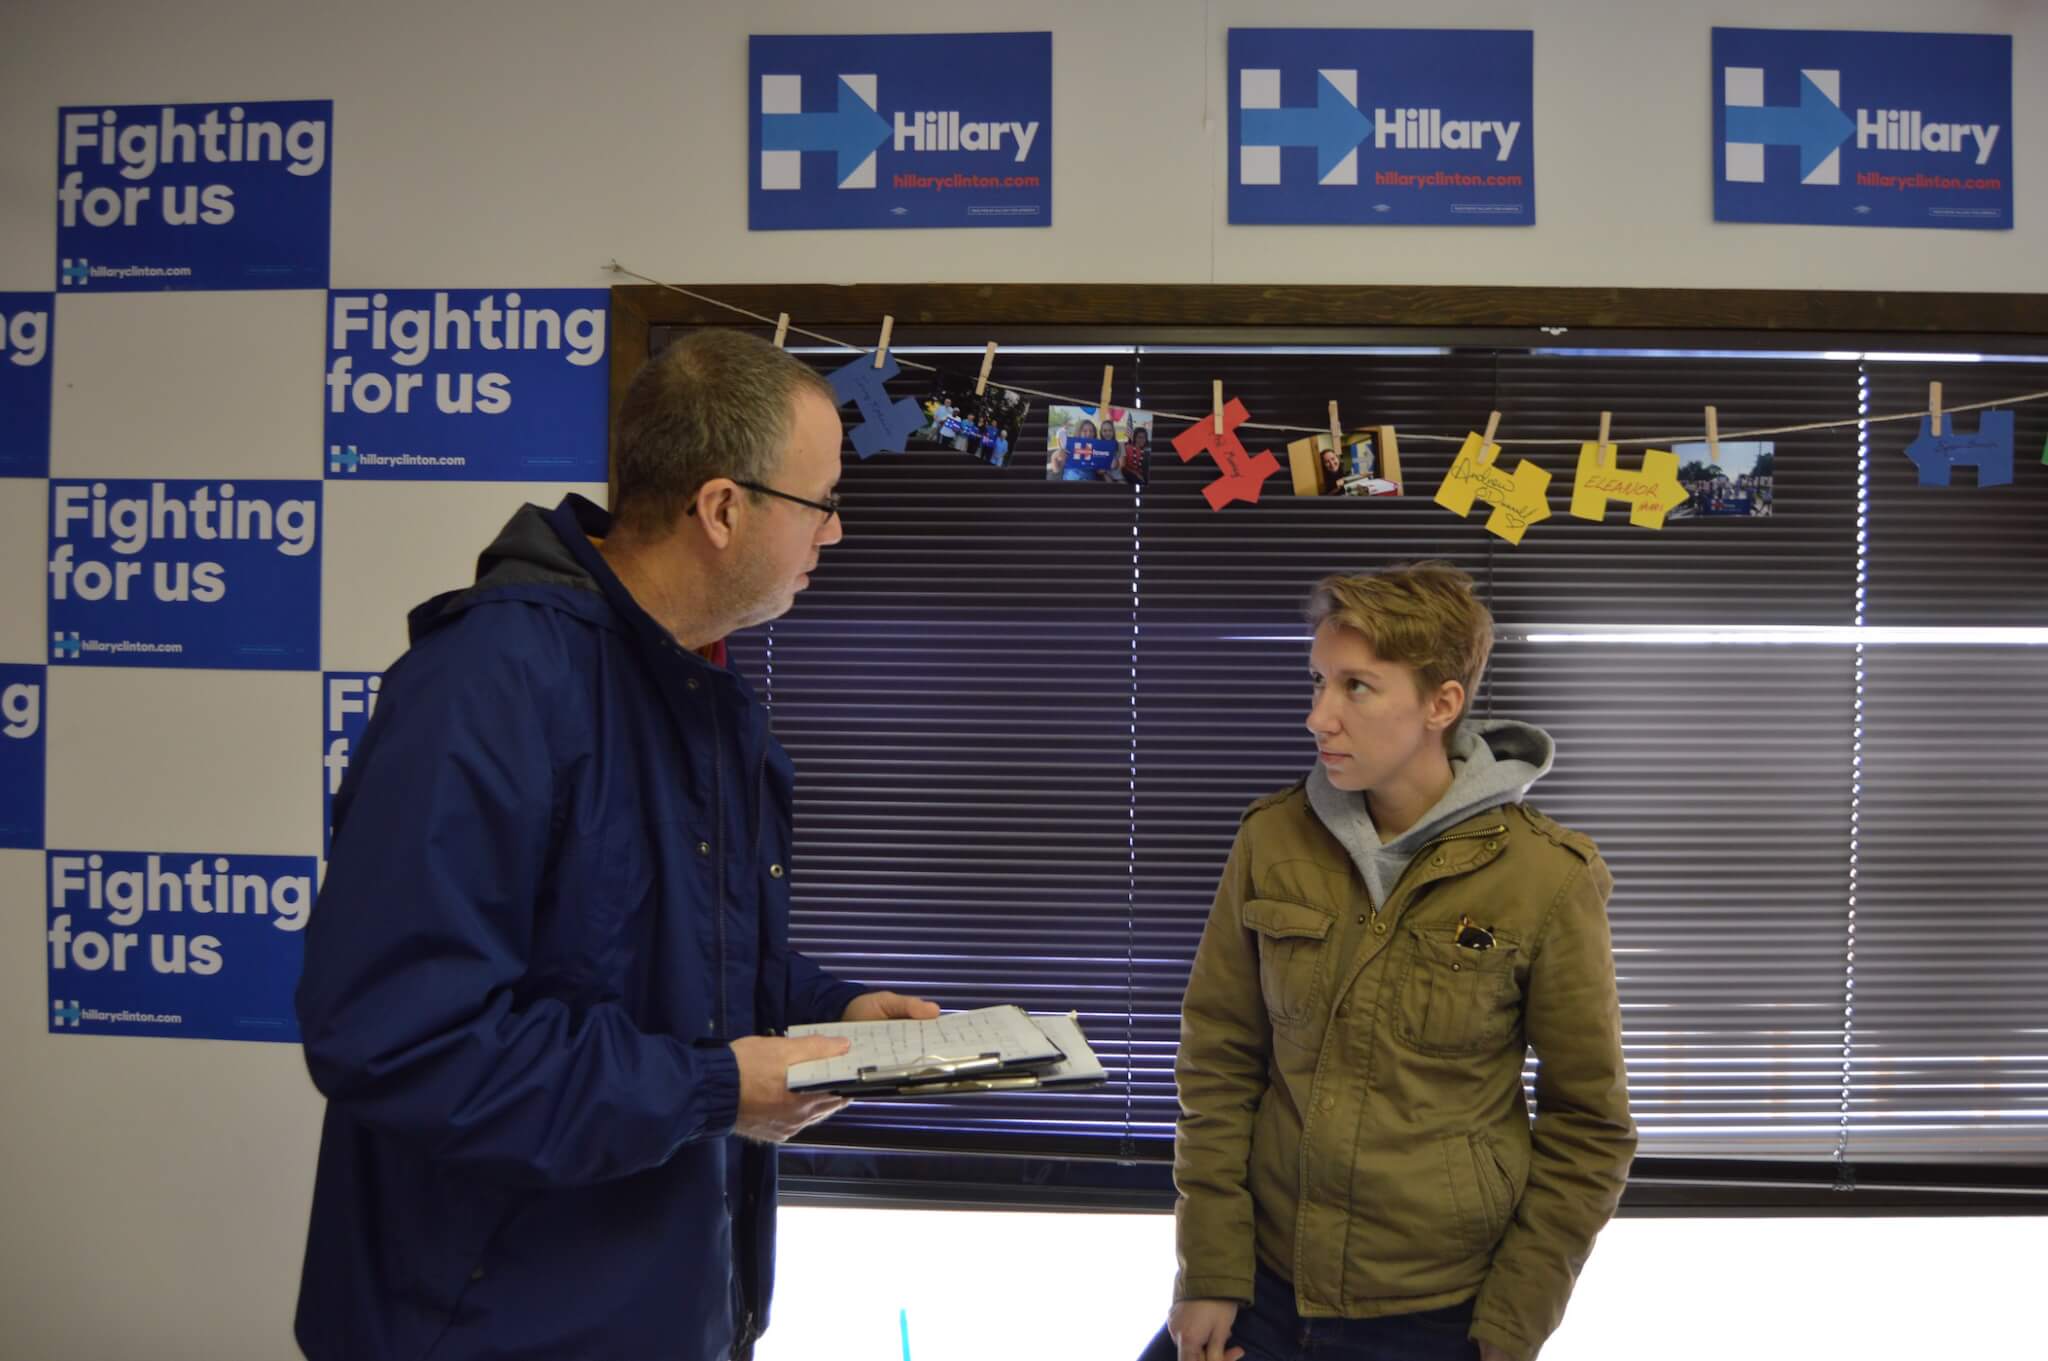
[1305,562,1494,749]
[611,328,836,536]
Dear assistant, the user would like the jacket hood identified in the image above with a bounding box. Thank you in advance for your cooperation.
[406,499,607,644]
[1306,718,1557,908]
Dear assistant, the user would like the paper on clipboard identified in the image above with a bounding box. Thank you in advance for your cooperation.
[1028,1012,1106,1087]
[785,1004,1064,1093]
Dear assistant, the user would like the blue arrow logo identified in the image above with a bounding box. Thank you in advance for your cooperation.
[1725,73,1854,182]
[762,77,891,188]
[1242,72,1373,182]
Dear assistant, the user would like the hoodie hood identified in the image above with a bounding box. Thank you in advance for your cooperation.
[1306,718,1556,910]
[405,500,605,644]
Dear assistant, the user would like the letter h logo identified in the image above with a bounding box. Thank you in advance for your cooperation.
[760,73,888,190]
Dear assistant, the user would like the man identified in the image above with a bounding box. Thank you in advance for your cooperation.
[295,329,937,1361]
[1147,563,1634,1361]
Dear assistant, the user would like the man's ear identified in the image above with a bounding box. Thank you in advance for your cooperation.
[1426,679,1467,735]
[692,479,743,550]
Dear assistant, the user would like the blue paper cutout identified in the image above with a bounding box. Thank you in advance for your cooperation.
[828,354,925,460]
[1904,409,2016,488]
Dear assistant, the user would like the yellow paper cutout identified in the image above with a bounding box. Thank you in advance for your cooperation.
[1434,432,1551,545]
[1569,443,1690,530]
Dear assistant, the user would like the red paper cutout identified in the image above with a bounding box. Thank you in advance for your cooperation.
[1172,397,1281,510]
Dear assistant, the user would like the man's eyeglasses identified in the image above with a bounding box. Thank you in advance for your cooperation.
[732,479,840,520]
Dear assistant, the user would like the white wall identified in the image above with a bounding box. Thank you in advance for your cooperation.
[0,2,2041,1356]
[4,0,2045,294]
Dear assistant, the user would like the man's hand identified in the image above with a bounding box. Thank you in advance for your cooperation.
[729,1034,850,1143]
[1477,1343,1514,1361]
[1167,1298,1244,1361]
[841,991,942,1023]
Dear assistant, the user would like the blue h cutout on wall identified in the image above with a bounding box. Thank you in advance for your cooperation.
[1905,409,2016,488]
[828,354,924,460]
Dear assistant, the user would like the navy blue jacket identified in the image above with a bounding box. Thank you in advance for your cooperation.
[295,495,862,1361]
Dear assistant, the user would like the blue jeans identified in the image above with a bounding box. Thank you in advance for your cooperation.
[1138,1264,1479,1361]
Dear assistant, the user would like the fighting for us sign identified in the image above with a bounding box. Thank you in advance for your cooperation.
[55,99,332,290]
[1712,28,2012,230]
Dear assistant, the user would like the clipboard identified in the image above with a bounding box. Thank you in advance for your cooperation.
[785,1007,1106,1099]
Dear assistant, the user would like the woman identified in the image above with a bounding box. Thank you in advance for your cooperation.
[1142,564,1635,1361]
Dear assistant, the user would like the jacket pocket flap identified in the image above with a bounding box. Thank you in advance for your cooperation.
[1243,898,1336,941]
[1408,923,1519,969]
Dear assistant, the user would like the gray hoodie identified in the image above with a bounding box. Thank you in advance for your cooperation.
[1305,718,1556,911]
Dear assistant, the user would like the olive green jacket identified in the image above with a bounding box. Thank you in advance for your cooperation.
[1172,785,1635,1361]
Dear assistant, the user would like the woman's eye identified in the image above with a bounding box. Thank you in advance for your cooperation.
[1349,680,1372,695]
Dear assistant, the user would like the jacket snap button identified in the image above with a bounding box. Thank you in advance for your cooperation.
[1372,922,1386,935]
[1320,1096,1335,1112]
[1354,914,1366,925]
[697,841,711,856]
[1431,854,1445,866]
[1485,840,1498,851]
[769,863,784,878]
[1452,963,1462,973]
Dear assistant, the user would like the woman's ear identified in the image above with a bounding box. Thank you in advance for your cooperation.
[1426,679,1467,734]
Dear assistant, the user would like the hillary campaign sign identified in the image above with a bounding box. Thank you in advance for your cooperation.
[0,665,44,850]
[325,289,608,481]
[57,99,332,290]
[1228,29,1535,226]
[1713,28,2012,229]
[0,294,52,477]
[750,32,1051,229]
[323,671,380,851]
[47,849,312,1042]
[47,479,320,670]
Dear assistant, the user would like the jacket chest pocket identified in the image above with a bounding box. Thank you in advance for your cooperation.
[1393,926,1520,1056]
[1244,898,1335,1028]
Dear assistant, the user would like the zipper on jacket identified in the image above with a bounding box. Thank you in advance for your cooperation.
[1427,822,1507,848]
[710,671,729,1039]
[1374,822,1508,917]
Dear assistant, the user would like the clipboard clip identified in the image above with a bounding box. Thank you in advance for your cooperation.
[857,1051,1002,1083]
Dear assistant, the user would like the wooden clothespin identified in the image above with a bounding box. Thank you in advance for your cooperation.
[772,313,790,349]
[1704,405,1721,465]
[872,315,894,370]
[1328,401,1345,455]
[1481,410,1501,450]
[1213,380,1225,434]
[975,341,998,397]
[1929,381,1944,437]
[1597,410,1614,468]
[1099,365,1115,421]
